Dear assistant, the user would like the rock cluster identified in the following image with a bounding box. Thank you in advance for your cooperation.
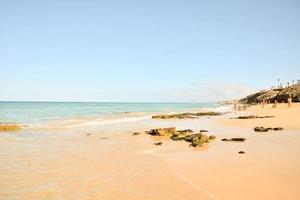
[234,115,274,119]
[152,112,222,119]
[146,127,215,147]
[254,127,284,132]
[0,123,20,132]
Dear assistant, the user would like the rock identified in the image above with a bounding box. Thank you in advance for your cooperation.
[152,112,222,119]
[0,123,20,132]
[176,129,193,134]
[132,132,141,136]
[152,114,194,119]
[190,112,222,116]
[154,142,163,145]
[238,151,245,154]
[209,135,216,140]
[184,133,210,147]
[221,138,230,141]
[235,115,274,119]
[100,137,108,140]
[170,130,190,141]
[222,138,246,142]
[146,127,176,136]
[254,127,269,132]
[254,126,284,132]
[86,133,92,136]
[170,133,187,141]
[199,129,208,132]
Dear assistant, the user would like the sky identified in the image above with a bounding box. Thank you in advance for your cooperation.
[1,0,299,102]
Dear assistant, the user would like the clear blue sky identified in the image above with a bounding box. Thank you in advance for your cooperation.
[1,0,299,102]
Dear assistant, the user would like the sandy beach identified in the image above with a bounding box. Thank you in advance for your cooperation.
[0,103,299,200]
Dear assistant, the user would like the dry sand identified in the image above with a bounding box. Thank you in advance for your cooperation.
[0,103,300,200]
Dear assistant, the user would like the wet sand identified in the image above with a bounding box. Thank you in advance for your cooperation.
[1,104,300,200]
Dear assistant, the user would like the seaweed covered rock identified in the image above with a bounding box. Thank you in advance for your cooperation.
[0,123,20,132]
[183,133,210,147]
[235,115,274,119]
[146,127,176,136]
[145,127,215,148]
[152,112,222,119]
[254,127,284,132]
[171,129,193,141]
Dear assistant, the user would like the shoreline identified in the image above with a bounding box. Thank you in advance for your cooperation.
[0,103,299,199]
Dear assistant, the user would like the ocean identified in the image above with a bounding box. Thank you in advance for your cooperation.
[0,102,225,128]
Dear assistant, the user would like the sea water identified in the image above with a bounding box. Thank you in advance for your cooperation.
[0,102,225,128]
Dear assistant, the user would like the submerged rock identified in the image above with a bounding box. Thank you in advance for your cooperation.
[0,123,20,132]
[154,142,163,145]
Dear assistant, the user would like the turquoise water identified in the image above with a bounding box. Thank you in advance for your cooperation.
[0,102,221,125]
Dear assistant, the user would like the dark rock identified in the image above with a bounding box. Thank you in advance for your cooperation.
[273,127,284,131]
[222,138,246,142]
[199,129,208,132]
[209,135,216,140]
[154,142,163,145]
[132,132,141,136]
[238,151,245,154]
[254,127,269,132]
